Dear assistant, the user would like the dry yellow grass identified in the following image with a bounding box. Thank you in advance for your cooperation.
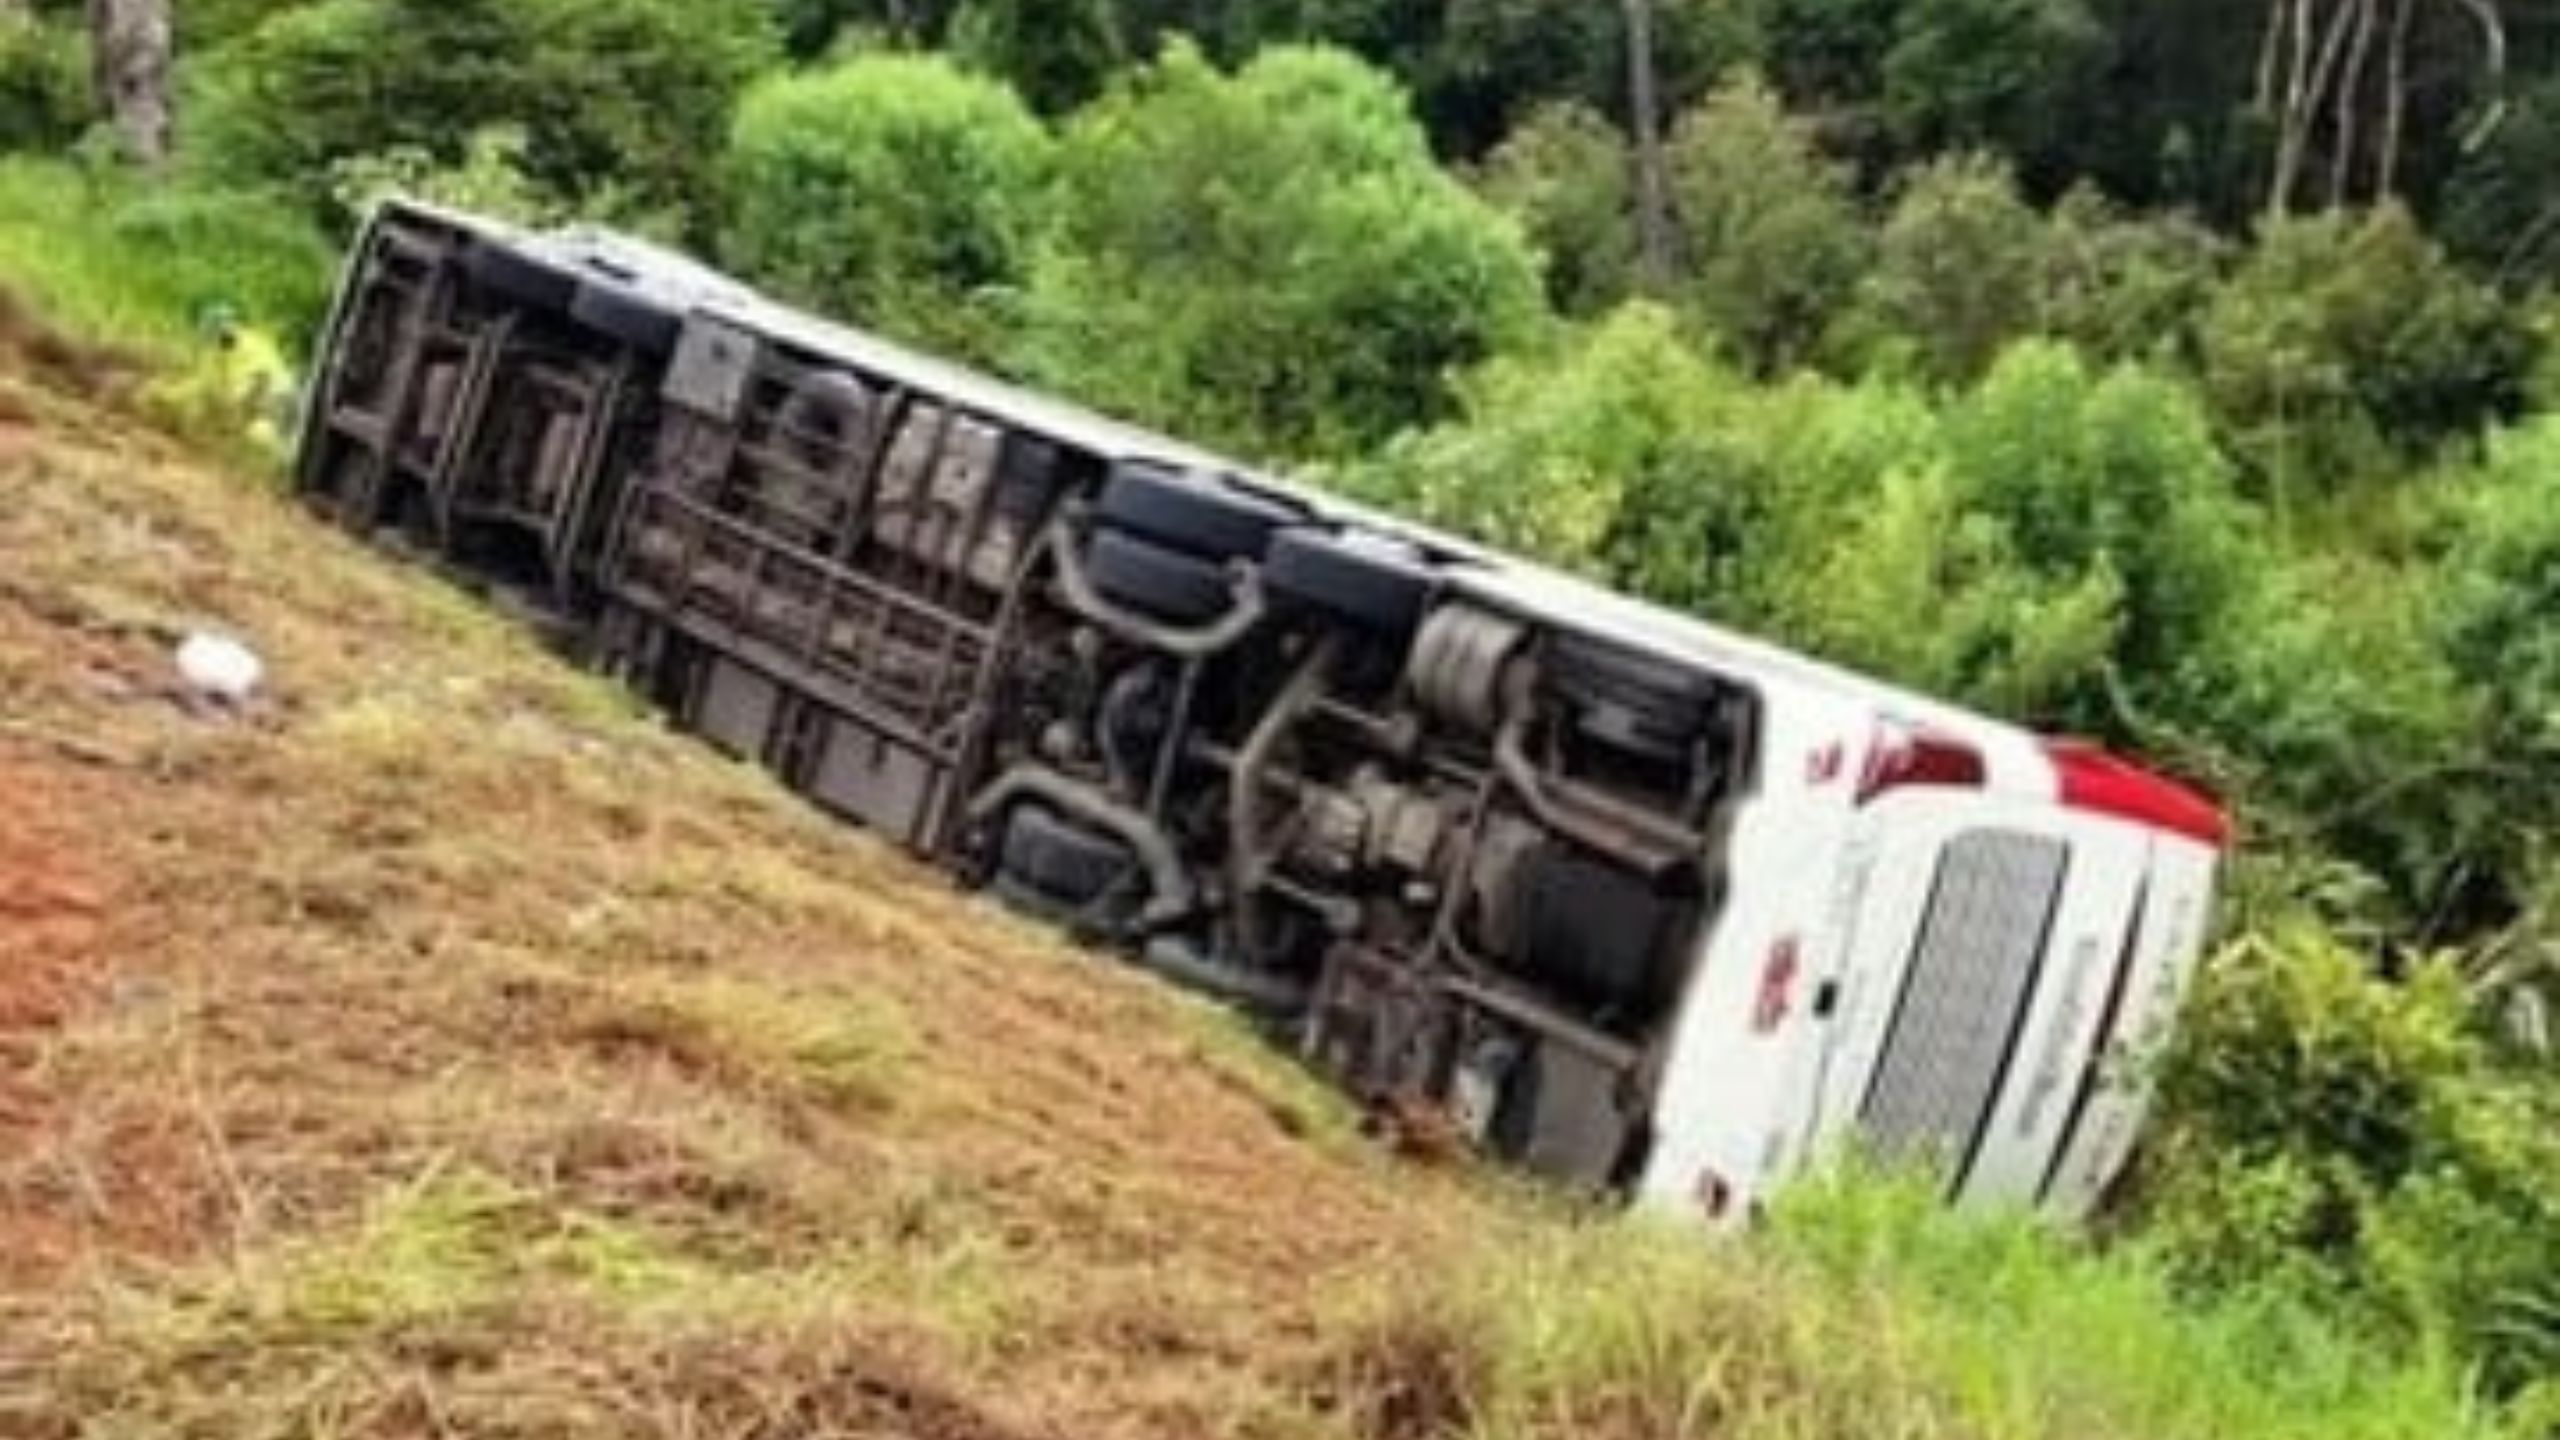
[0,323,1503,1440]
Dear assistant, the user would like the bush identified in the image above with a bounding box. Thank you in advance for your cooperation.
[2428,418,2560,922]
[1841,152,2046,383]
[330,126,574,232]
[1015,41,1547,460]
[2039,187,2228,367]
[2163,554,2479,931]
[945,0,1122,114]
[189,0,779,234]
[1774,341,2255,729]
[722,55,1052,360]
[1664,74,1869,375]
[2145,926,2560,1400]
[2198,206,2533,497]
[0,13,87,153]
[1347,304,1769,606]
[1474,100,1636,318]
[0,158,333,355]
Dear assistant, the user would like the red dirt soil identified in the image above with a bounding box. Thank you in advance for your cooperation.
[0,756,121,1276]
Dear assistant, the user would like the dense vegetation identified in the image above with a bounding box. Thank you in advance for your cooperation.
[2,0,2555,1430]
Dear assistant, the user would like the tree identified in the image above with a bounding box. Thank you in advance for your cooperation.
[191,0,779,230]
[84,0,167,167]
[1785,342,2253,728]
[1880,0,2104,177]
[2039,186,2229,366]
[1844,153,2046,383]
[2251,0,2514,214]
[946,0,1122,114]
[1475,101,1637,316]
[2198,205,2531,500]
[2439,70,2560,285]
[1346,304,1774,608]
[0,6,89,151]
[1016,42,1546,459]
[1623,0,1675,285]
[722,55,1051,360]
[1662,74,1867,374]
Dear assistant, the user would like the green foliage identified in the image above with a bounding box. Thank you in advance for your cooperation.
[723,56,1052,359]
[329,126,575,232]
[175,0,316,50]
[2199,207,2533,498]
[0,12,88,153]
[2430,418,2560,907]
[2039,187,2228,366]
[189,0,781,234]
[2439,73,2560,289]
[1392,0,1771,158]
[948,0,1125,114]
[1017,41,1545,459]
[1880,0,2103,165]
[0,157,332,356]
[1473,101,1635,318]
[1346,304,1765,604]
[2165,554,2478,930]
[2146,927,2560,1398]
[1775,342,2252,727]
[1664,73,1868,374]
[1844,153,2046,383]
[1359,1164,2511,1440]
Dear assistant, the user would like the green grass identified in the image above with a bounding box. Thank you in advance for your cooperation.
[0,154,332,358]
[1337,1166,2520,1440]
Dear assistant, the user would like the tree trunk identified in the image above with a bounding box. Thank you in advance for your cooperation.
[1622,0,1675,291]
[86,0,172,169]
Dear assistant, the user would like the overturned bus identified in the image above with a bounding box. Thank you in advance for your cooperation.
[293,201,2229,1223]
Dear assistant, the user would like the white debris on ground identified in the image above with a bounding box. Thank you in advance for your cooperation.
[174,631,264,705]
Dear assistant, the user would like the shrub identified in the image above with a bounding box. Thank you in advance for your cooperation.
[722,55,1051,360]
[1775,342,2255,729]
[1016,41,1546,460]
[2146,925,2560,1400]
[1474,100,1636,318]
[1841,152,2045,383]
[945,0,1123,114]
[1347,303,1769,605]
[0,12,88,152]
[2198,206,2533,496]
[330,126,574,232]
[1664,74,1869,375]
[0,157,332,355]
[2039,186,2228,367]
[189,0,779,234]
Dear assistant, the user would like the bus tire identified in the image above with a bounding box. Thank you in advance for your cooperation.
[1097,460,1298,561]
[1264,528,1434,636]
[1086,527,1234,626]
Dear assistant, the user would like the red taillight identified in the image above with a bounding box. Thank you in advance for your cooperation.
[2045,742,2230,850]
[1751,935,1801,1034]
[1857,724,1986,803]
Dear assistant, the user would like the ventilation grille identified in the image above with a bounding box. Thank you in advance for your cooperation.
[1861,830,2069,1173]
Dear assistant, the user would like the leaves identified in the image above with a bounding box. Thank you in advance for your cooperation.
[722,54,1052,360]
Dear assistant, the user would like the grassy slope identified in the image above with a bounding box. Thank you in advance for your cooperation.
[0,297,2515,1440]
[0,321,1485,1438]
